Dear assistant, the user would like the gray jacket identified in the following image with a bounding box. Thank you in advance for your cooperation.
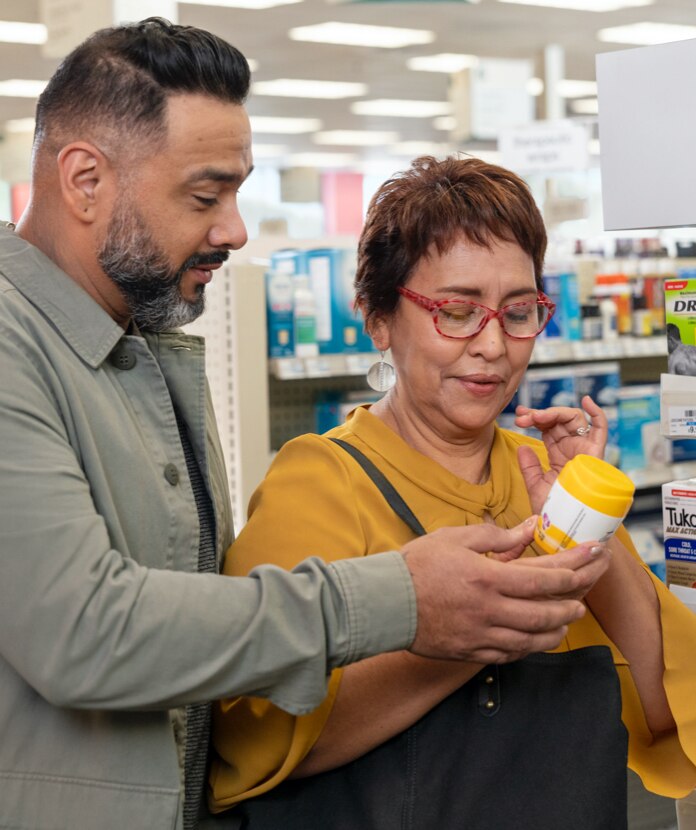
[0,224,416,829]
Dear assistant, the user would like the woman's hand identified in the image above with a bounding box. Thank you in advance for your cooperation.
[515,395,608,514]
[514,394,607,473]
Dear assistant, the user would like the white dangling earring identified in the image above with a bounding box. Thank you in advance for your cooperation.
[366,351,396,392]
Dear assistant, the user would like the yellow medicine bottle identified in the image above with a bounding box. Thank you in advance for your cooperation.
[534,454,635,555]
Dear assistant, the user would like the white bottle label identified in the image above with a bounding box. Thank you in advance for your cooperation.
[534,480,625,554]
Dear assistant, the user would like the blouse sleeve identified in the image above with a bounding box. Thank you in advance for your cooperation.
[613,526,696,798]
[209,434,370,810]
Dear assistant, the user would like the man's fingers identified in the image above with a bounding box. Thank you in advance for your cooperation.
[430,520,536,555]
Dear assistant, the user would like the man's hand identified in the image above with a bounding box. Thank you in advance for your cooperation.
[402,522,609,664]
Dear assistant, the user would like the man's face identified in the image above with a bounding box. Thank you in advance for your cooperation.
[99,93,252,331]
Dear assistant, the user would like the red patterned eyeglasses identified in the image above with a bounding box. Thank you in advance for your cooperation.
[397,286,556,340]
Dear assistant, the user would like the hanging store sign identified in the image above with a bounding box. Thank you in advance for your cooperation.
[498,120,589,174]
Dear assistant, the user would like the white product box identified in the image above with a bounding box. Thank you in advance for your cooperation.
[662,478,696,590]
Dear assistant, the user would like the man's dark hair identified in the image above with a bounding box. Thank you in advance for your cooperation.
[35,17,251,153]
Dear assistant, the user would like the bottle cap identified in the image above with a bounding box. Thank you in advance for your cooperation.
[557,454,635,519]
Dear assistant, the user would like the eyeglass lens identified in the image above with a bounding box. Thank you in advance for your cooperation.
[437,301,550,338]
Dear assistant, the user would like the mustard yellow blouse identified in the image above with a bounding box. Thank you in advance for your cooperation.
[210,406,696,811]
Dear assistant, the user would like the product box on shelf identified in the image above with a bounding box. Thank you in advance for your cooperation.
[665,276,696,374]
[662,478,696,589]
[265,267,295,358]
[617,384,671,471]
[539,270,581,341]
[305,248,374,355]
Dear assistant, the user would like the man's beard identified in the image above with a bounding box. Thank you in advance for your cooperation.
[98,202,228,332]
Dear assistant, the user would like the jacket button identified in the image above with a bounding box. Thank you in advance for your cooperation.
[109,345,137,370]
[164,463,180,486]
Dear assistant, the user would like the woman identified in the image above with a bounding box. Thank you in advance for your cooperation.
[209,157,696,828]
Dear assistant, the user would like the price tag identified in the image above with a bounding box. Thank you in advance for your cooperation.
[669,406,696,437]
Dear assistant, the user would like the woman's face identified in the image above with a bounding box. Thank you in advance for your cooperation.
[373,235,538,440]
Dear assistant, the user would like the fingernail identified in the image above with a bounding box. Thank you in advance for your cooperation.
[590,545,604,556]
[525,516,536,527]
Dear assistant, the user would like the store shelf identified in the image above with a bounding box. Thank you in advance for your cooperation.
[531,336,667,364]
[269,352,376,380]
[269,338,667,380]
[628,461,696,490]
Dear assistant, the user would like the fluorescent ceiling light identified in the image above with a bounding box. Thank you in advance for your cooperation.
[407,53,479,73]
[253,79,367,98]
[0,20,47,44]
[569,98,599,114]
[433,116,457,131]
[286,152,357,167]
[314,130,399,146]
[4,117,36,132]
[597,22,696,45]
[557,79,598,97]
[527,77,544,96]
[249,116,322,133]
[588,138,601,155]
[390,141,455,156]
[498,0,652,10]
[351,99,452,118]
[252,143,288,157]
[182,0,302,8]
[289,22,435,49]
[0,79,48,98]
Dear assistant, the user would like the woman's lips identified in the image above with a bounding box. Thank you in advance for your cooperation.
[457,374,504,396]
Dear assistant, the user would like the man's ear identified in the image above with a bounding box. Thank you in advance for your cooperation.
[56,142,112,223]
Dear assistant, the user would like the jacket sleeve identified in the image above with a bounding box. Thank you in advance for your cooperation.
[0,329,416,714]
[210,434,375,809]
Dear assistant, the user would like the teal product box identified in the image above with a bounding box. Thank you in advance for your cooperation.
[671,438,696,463]
[539,270,580,341]
[573,362,621,467]
[265,269,294,357]
[307,247,374,354]
[617,384,671,471]
[305,249,334,353]
[331,247,374,354]
[314,392,342,433]
[270,248,308,277]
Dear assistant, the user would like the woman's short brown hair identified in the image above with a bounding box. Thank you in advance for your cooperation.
[355,155,547,325]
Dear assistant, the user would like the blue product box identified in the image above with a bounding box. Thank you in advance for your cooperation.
[314,393,342,434]
[617,383,671,471]
[331,248,374,354]
[540,273,562,340]
[305,249,336,354]
[270,248,308,277]
[671,438,696,463]
[519,366,577,410]
[540,271,581,341]
[265,269,294,357]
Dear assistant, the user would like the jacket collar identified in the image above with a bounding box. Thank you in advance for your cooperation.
[0,222,125,368]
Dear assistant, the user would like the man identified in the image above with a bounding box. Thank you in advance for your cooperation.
[0,18,608,829]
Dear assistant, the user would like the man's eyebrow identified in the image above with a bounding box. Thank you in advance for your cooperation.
[186,165,254,185]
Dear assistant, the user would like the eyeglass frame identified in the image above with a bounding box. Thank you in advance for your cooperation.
[396,285,556,341]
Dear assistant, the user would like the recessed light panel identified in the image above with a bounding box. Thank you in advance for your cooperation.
[407,53,479,73]
[597,22,696,45]
[253,79,367,98]
[0,20,47,44]
[183,0,302,8]
[250,116,322,133]
[314,130,400,145]
[0,79,48,98]
[351,99,452,118]
[289,22,435,49]
[498,0,652,10]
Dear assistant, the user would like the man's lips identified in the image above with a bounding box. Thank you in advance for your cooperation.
[189,262,223,284]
